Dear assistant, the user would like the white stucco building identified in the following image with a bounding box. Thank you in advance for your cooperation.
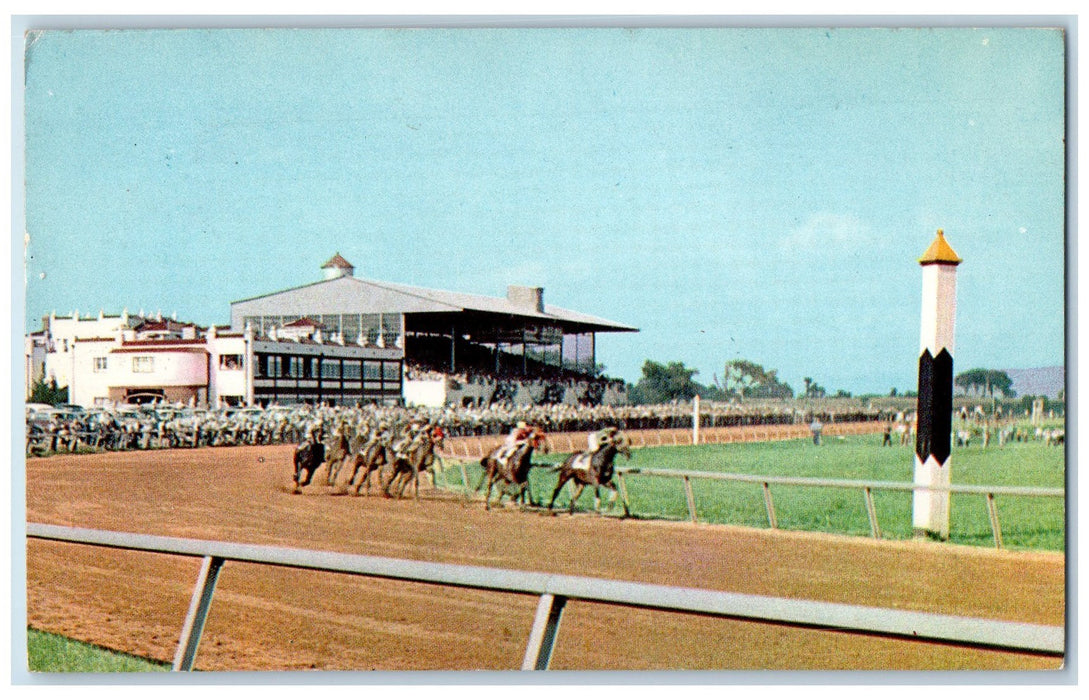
[26,310,403,408]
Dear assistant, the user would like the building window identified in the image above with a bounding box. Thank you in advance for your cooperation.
[342,360,362,379]
[321,359,341,379]
[132,356,154,373]
[219,354,244,370]
[93,357,108,372]
[288,356,304,379]
[259,354,282,379]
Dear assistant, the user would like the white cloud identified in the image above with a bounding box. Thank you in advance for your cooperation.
[781,212,870,250]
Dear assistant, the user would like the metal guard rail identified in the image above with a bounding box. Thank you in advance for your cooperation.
[616,467,1065,497]
[27,522,1064,671]
[614,467,1064,548]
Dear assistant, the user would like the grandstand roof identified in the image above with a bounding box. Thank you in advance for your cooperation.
[231,275,638,334]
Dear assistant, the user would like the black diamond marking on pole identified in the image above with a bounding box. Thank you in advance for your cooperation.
[915,348,954,465]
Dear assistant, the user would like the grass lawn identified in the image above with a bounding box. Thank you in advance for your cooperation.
[441,433,1066,551]
[26,628,170,672]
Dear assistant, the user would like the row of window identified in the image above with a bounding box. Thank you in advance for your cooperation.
[255,353,401,383]
[88,353,391,380]
[91,354,246,374]
[244,314,403,342]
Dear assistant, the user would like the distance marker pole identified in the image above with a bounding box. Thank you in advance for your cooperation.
[913,229,962,540]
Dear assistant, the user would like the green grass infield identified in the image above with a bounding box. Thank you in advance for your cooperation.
[443,433,1065,551]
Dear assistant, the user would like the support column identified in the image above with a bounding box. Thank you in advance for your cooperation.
[450,325,456,372]
[913,229,961,540]
[242,323,255,406]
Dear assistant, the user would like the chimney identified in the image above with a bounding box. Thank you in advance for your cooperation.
[508,285,544,313]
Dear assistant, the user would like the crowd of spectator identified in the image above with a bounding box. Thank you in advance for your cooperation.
[35,389,1066,459]
[25,398,903,458]
[402,359,625,407]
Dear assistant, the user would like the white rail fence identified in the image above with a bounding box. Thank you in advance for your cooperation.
[611,467,1065,549]
[27,522,1063,672]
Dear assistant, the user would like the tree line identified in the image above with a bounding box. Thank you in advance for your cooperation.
[627,359,800,404]
[627,360,1022,406]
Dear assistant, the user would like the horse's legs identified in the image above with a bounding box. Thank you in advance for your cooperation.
[484,473,498,510]
[396,466,413,498]
[603,482,628,517]
[548,472,571,510]
[568,483,586,514]
[358,456,378,495]
[380,467,397,498]
[368,459,386,495]
[327,457,344,487]
[348,456,364,492]
[521,473,537,507]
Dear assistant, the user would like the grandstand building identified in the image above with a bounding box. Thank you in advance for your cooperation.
[230,253,637,407]
[26,254,636,409]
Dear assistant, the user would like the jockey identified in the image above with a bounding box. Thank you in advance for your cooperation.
[392,421,421,458]
[305,422,323,445]
[505,421,533,448]
[495,421,534,465]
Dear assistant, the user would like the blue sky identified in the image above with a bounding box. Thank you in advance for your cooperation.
[21,27,1066,394]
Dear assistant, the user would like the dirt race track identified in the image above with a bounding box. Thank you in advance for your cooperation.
[25,443,1066,672]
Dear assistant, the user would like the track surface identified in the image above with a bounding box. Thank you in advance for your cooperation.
[25,444,1065,671]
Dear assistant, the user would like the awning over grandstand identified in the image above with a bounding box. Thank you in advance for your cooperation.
[231,264,637,380]
[230,276,638,336]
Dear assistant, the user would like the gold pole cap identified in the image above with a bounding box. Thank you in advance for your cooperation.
[919,229,962,266]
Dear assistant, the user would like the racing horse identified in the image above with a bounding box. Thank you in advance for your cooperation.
[383,426,446,499]
[347,431,394,495]
[323,422,354,486]
[291,427,326,492]
[477,427,548,510]
[548,430,632,516]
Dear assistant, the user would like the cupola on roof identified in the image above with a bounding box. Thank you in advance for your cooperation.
[321,252,355,280]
